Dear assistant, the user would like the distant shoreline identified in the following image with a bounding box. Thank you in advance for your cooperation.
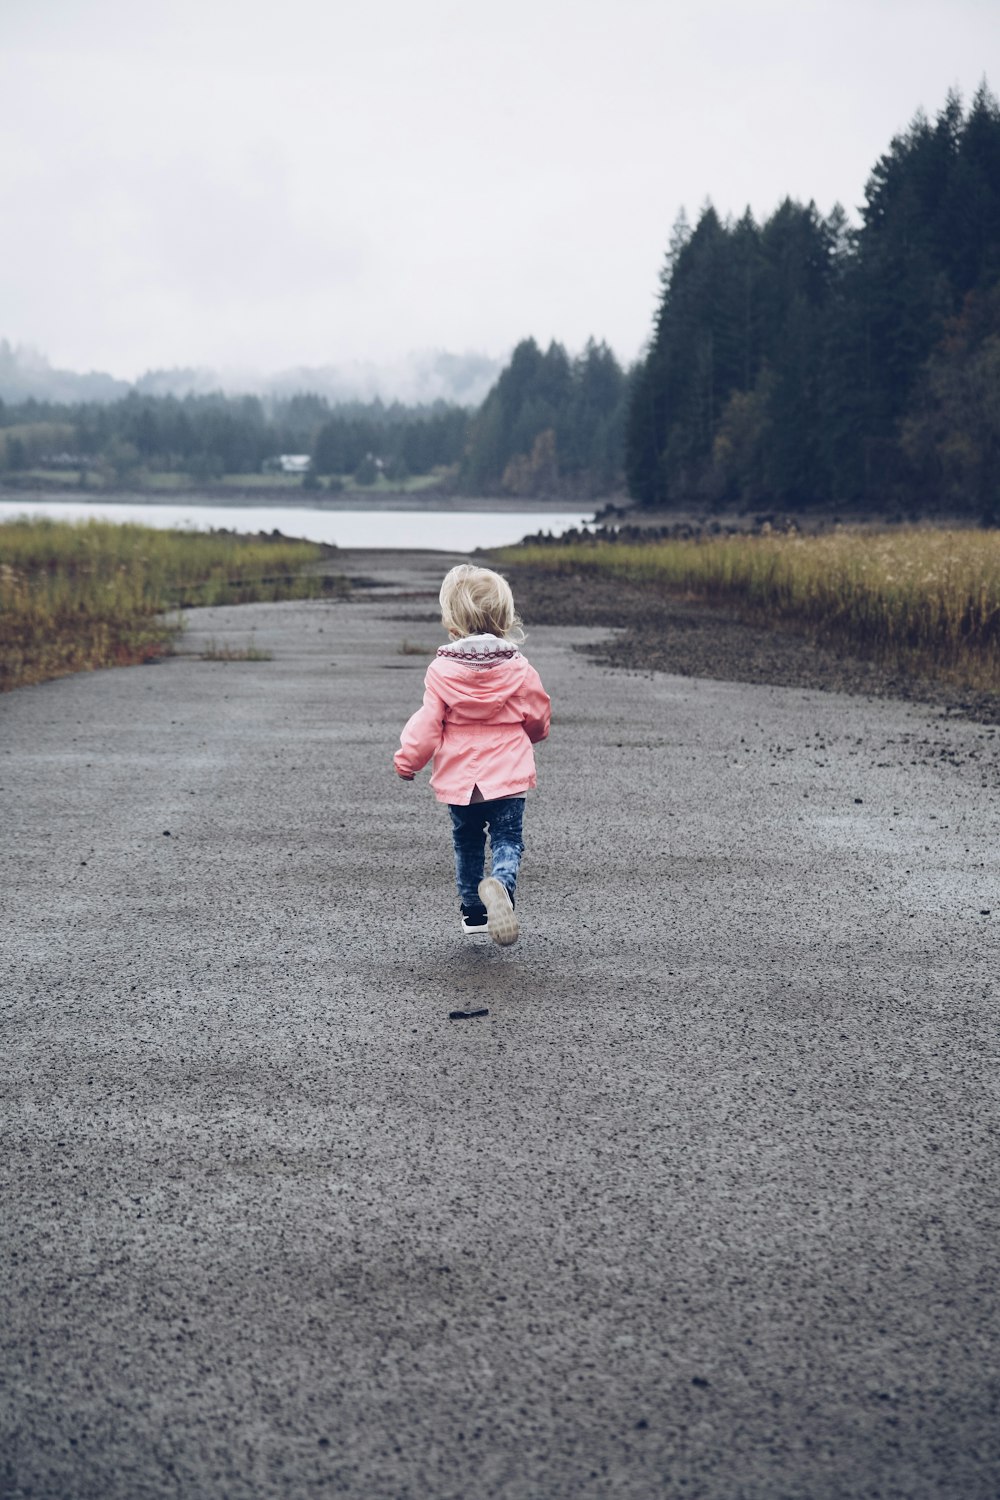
[0,486,603,517]
[2,488,990,534]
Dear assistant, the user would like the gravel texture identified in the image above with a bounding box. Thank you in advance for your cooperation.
[2,548,999,1500]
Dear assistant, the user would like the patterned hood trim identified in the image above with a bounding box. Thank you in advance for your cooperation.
[436,633,520,668]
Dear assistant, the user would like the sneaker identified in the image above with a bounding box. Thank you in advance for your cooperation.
[460,904,489,935]
[478,877,519,946]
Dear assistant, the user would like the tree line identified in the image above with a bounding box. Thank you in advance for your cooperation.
[0,340,630,496]
[3,84,998,513]
[627,84,1000,517]
[0,391,473,485]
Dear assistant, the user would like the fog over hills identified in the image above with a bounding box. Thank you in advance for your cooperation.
[0,341,503,408]
[0,342,130,404]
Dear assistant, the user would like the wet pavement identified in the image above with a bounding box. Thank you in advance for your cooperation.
[2,549,999,1499]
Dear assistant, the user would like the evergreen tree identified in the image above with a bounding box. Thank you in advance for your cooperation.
[626,83,1000,513]
[899,285,1000,518]
[460,336,626,496]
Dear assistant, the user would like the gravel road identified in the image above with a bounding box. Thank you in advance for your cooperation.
[2,549,999,1500]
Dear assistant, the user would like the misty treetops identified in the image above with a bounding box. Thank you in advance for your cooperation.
[2,87,997,515]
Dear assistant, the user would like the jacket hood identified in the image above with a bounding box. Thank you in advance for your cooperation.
[429,634,533,719]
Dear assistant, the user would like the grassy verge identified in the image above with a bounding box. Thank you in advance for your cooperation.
[0,517,331,691]
[496,527,1000,693]
[213,470,446,494]
[1,468,451,494]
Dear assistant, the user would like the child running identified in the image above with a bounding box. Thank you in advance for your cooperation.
[394,564,551,946]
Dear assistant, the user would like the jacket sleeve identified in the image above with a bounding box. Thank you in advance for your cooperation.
[394,671,448,776]
[516,664,551,744]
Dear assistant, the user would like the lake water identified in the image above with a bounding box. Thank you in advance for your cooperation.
[0,498,594,552]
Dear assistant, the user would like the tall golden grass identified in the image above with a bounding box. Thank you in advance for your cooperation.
[500,527,1000,690]
[0,517,327,690]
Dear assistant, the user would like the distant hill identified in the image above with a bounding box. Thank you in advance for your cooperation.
[0,342,503,409]
[0,342,130,404]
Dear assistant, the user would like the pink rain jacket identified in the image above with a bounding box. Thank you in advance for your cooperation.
[395,635,551,805]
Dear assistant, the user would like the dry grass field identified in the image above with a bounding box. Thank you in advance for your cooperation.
[0,517,327,690]
[500,527,1000,694]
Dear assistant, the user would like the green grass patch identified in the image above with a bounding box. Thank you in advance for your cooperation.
[213,470,445,492]
[0,422,75,457]
[331,470,447,494]
[217,472,306,489]
[497,527,1000,692]
[0,517,330,691]
[130,470,192,490]
[17,469,89,487]
[2,467,451,494]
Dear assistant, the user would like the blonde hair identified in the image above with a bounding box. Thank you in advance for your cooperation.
[439,564,524,641]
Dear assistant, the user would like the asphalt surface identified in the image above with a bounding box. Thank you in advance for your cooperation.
[2,548,999,1500]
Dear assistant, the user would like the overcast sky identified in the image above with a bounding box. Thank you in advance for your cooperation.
[2,0,996,381]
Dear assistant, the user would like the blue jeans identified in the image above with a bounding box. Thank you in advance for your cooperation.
[448,797,525,910]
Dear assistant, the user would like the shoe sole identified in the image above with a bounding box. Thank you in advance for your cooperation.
[478,877,519,946]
